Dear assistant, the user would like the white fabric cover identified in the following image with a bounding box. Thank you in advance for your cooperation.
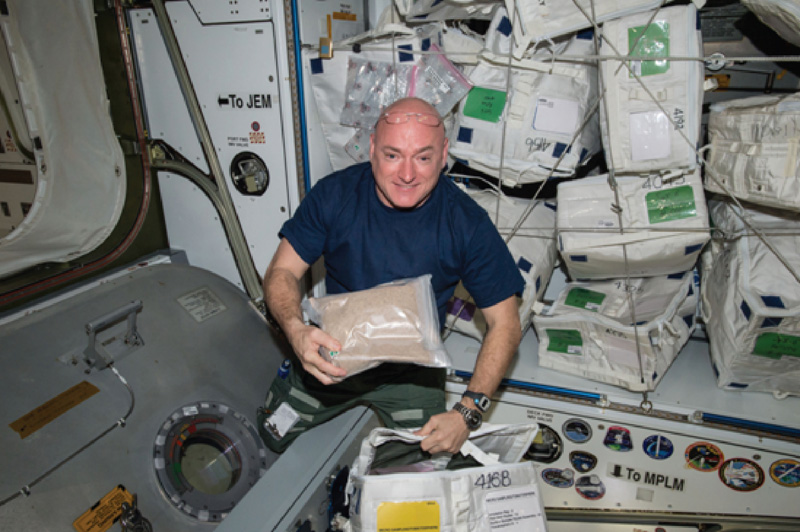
[444,188,557,340]
[345,424,546,532]
[504,0,669,57]
[533,272,698,391]
[599,4,703,175]
[449,16,601,186]
[701,199,800,396]
[742,0,800,47]
[556,170,709,280]
[0,0,126,277]
[704,92,800,212]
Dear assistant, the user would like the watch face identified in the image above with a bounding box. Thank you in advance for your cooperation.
[454,403,482,430]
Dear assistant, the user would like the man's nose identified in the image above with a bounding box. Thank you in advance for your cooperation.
[398,158,415,182]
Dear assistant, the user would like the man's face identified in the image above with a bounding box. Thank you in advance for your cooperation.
[369,111,449,210]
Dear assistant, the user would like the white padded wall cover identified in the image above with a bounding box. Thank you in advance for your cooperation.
[556,170,710,280]
[702,199,800,396]
[533,271,698,392]
[599,4,704,175]
[705,92,800,212]
[0,0,125,277]
[444,187,557,340]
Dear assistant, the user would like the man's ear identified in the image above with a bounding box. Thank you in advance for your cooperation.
[441,137,449,165]
[369,132,376,160]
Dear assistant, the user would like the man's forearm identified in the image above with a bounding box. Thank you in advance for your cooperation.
[263,267,306,337]
[467,322,521,399]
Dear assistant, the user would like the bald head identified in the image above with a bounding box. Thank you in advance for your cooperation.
[374,97,444,136]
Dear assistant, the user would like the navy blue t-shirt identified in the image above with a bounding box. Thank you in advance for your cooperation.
[279,162,525,325]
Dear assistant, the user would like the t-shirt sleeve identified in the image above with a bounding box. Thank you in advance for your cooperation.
[461,214,526,310]
[278,180,332,266]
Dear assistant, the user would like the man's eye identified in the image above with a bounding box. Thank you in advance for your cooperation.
[385,153,397,160]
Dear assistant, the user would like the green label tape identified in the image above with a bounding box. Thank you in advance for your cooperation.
[646,185,696,224]
[629,21,670,77]
[565,288,606,311]
[546,329,583,355]
[462,87,507,123]
[753,332,800,359]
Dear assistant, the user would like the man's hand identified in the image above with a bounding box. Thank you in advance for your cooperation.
[286,322,347,385]
[414,409,470,454]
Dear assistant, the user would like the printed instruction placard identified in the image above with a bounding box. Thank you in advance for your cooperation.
[485,486,546,531]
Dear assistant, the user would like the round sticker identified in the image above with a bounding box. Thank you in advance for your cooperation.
[643,435,674,460]
[570,450,598,473]
[541,468,575,488]
[575,474,606,500]
[769,459,800,488]
[563,418,592,443]
[685,442,724,472]
[603,426,633,452]
[719,458,765,492]
[251,121,260,132]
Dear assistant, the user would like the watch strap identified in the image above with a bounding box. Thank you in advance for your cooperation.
[462,390,491,412]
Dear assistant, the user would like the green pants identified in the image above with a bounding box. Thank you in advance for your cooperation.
[257,360,446,453]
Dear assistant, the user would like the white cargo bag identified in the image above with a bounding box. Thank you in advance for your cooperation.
[533,272,698,391]
[394,0,497,21]
[503,0,669,57]
[303,23,443,171]
[345,424,547,532]
[741,0,800,47]
[556,170,710,280]
[445,189,557,340]
[704,92,800,212]
[449,25,601,186]
[701,199,800,396]
[599,4,704,174]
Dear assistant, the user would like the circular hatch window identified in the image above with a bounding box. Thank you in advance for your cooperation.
[153,402,268,522]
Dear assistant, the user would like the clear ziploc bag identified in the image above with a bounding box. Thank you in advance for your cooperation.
[410,43,472,117]
[301,275,451,380]
[340,56,414,129]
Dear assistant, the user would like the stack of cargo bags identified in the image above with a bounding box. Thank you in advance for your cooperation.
[304,0,800,396]
[522,2,708,392]
[701,93,800,397]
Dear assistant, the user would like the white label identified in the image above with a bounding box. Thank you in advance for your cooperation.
[485,486,546,531]
[265,402,300,440]
[567,345,583,355]
[177,287,227,323]
[629,110,671,161]
[533,97,579,135]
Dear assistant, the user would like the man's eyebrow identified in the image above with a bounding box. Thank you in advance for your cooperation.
[380,145,435,154]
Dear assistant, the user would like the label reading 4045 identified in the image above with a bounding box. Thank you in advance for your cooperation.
[474,470,512,490]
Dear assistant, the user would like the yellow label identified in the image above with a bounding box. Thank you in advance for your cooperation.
[332,11,358,21]
[73,485,134,532]
[9,381,99,439]
[705,74,730,90]
[377,501,440,532]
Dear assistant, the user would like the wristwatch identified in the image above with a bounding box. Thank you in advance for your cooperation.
[453,402,482,430]
[462,390,491,413]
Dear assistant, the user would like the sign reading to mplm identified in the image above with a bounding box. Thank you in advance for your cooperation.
[607,463,686,491]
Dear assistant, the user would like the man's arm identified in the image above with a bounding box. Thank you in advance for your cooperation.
[415,295,521,453]
[263,238,347,384]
